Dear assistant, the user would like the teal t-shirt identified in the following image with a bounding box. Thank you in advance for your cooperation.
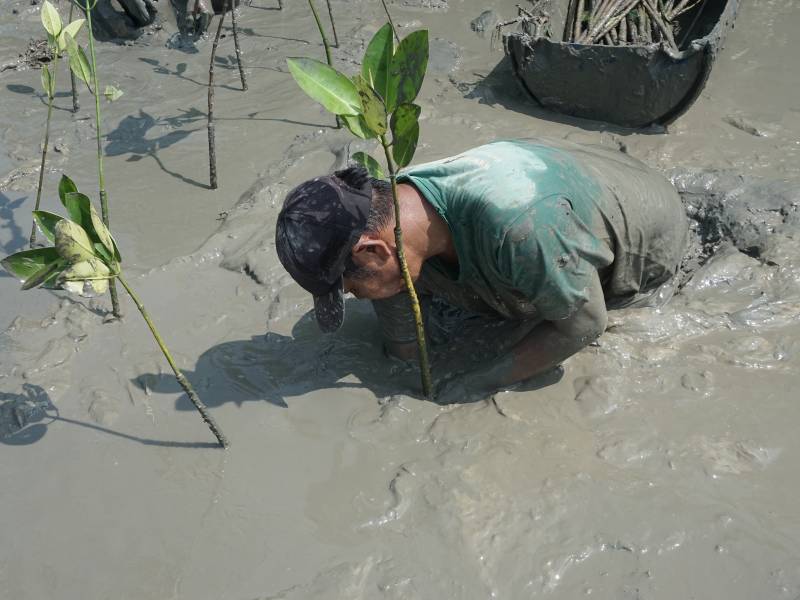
[373,139,687,344]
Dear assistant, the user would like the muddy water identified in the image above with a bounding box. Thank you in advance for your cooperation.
[1,0,800,598]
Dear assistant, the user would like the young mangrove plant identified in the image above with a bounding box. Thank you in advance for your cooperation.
[30,1,85,248]
[67,1,80,112]
[1,176,229,448]
[380,0,400,43]
[64,0,122,318]
[287,23,433,398]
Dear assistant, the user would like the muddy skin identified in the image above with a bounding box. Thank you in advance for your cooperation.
[1,0,799,598]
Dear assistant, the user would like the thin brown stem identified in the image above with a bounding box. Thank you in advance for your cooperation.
[325,0,339,47]
[229,0,247,90]
[31,65,57,247]
[380,136,433,399]
[380,0,400,43]
[117,275,229,448]
[207,5,226,189]
[308,0,340,128]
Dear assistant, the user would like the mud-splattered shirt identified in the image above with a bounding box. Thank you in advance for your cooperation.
[373,139,688,345]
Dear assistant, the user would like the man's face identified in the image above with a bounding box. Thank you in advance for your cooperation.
[342,235,407,300]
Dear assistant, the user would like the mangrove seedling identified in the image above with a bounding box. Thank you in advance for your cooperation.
[287,23,433,398]
[325,0,339,48]
[30,1,85,247]
[380,0,400,43]
[67,1,80,112]
[1,176,230,448]
[63,1,123,318]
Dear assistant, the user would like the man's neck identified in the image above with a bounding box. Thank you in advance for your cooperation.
[391,183,458,267]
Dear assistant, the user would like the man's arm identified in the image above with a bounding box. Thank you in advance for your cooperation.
[437,269,607,400]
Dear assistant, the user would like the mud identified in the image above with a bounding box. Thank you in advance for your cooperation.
[1,0,800,598]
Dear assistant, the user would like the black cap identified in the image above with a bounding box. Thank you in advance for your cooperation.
[275,169,372,332]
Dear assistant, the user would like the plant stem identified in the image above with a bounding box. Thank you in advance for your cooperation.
[117,275,229,448]
[380,0,400,43]
[308,0,340,128]
[207,4,226,189]
[380,135,432,399]
[229,0,247,90]
[324,0,338,47]
[68,1,79,112]
[85,0,122,318]
[30,64,57,248]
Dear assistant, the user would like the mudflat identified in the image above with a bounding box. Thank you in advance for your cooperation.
[1,1,799,598]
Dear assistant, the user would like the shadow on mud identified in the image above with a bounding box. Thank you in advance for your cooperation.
[0,383,218,448]
[0,192,28,263]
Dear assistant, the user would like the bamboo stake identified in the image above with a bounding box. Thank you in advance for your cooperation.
[84,0,122,318]
[229,0,247,90]
[117,275,229,448]
[573,0,584,41]
[207,3,226,189]
[641,0,678,50]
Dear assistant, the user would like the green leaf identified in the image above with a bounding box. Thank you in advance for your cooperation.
[388,30,428,111]
[103,85,123,102]
[22,260,64,291]
[40,64,54,98]
[58,174,78,206]
[390,103,421,168]
[63,191,93,233]
[32,210,64,244]
[286,57,361,116]
[341,114,377,140]
[88,203,119,262]
[57,18,85,53]
[351,152,385,179]
[362,23,394,107]
[64,33,93,91]
[59,258,112,297]
[54,219,97,263]
[353,75,387,135]
[40,0,62,38]
[1,247,60,281]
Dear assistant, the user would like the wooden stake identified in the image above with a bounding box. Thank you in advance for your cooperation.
[207,4,227,189]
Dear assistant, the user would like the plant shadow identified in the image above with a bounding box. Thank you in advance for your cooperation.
[138,57,241,90]
[1,192,29,272]
[104,108,210,189]
[0,383,217,448]
[460,55,664,136]
[133,299,564,410]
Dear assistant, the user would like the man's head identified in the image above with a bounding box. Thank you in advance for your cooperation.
[275,165,402,333]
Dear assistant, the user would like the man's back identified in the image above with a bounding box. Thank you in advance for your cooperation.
[374,139,687,345]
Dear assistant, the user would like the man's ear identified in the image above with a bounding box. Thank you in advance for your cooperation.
[351,234,393,266]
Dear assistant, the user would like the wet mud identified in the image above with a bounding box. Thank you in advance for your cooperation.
[1,0,800,598]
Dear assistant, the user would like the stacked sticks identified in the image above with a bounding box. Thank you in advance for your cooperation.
[563,0,705,51]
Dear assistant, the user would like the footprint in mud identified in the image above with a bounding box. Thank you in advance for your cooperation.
[691,437,779,477]
[698,335,794,370]
[573,376,624,418]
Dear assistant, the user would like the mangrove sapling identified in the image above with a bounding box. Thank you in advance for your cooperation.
[64,0,123,318]
[287,23,433,398]
[229,0,247,91]
[207,2,227,189]
[307,0,339,128]
[1,177,229,447]
[30,1,85,248]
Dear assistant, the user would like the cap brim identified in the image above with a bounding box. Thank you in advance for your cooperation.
[313,280,344,333]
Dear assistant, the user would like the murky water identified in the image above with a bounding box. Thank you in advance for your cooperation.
[1,0,799,598]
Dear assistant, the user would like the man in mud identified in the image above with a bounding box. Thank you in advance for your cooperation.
[275,139,688,399]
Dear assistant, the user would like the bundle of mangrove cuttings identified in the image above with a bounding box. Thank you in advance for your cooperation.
[563,0,706,51]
